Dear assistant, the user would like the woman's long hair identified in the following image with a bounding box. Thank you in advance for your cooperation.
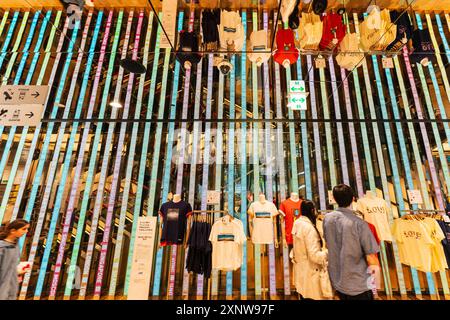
[300,200,323,248]
[0,219,29,240]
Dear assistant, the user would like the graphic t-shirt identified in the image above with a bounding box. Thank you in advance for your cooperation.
[247,30,271,67]
[279,198,302,245]
[159,201,193,245]
[356,197,393,242]
[209,217,246,271]
[423,218,448,272]
[249,201,278,244]
[392,219,434,272]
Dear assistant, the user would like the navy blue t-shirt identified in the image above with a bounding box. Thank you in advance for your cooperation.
[159,201,193,245]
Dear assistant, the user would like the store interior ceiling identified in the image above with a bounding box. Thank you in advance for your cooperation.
[1,0,450,11]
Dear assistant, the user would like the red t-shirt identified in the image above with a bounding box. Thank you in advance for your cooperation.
[367,222,381,245]
[319,13,346,50]
[279,198,302,245]
[273,29,299,66]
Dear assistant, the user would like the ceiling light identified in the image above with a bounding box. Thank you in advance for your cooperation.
[120,58,147,74]
[109,101,122,108]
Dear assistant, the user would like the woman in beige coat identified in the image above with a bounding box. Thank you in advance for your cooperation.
[291,200,330,300]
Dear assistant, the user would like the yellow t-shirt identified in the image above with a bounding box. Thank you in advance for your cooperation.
[423,218,448,272]
[392,219,435,272]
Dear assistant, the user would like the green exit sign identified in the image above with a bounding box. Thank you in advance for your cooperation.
[289,80,306,93]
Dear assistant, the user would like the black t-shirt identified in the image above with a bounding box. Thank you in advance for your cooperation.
[159,201,193,245]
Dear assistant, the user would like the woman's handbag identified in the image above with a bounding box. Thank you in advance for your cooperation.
[319,262,333,298]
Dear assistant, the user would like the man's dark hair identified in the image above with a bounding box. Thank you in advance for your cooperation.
[332,184,355,208]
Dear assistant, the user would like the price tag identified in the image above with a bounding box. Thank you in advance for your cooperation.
[207,190,221,205]
[315,57,326,69]
[382,56,394,69]
[407,190,423,205]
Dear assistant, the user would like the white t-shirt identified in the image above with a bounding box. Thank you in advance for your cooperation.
[356,196,393,242]
[209,216,246,271]
[249,201,278,244]
[218,10,244,52]
[247,30,271,67]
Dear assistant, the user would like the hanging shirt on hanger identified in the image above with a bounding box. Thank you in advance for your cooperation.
[299,12,323,50]
[356,196,393,242]
[176,30,202,68]
[386,10,413,51]
[202,9,221,51]
[423,217,448,272]
[279,198,303,245]
[159,200,193,246]
[247,30,272,67]
[273,29,299,68]
[249,201,279,244]
[319,12,346,50]
[392,218,435,272]
[209,216,246,271]
[218,10,245,52]
[437,219,450,267]
[336,32,364,70]
[410,28,436,66]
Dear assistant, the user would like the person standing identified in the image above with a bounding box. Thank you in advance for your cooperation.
[0,219,30,300]
[291,200,330,300]
[323,184,380,300]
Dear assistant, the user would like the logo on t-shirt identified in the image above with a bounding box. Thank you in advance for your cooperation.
[167,209,179,221]
[294,209,300,219]
[218,234,235,242]
[403,230,422,240]
[255,212,271,219]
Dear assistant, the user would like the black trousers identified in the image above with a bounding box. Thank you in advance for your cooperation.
[336,290,374,300]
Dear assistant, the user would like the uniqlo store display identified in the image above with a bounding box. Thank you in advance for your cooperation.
[2,1,450,302]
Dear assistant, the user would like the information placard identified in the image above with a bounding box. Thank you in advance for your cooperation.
[128,216,157,300]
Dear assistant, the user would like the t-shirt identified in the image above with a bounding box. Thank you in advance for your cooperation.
[356,196,393,242]
[279,198,302,245]
[249,201,279,244]
[423,218,448,272]
[323,207,380,296]
[367,222,381,245]
[159,200,193,245]
[392,219,435,272]
[437,220,450,268]
[273,29,299,67]
[410,28,436,66]
[218,10,245,51]
[209,217,246,271]
[247,30,271,67]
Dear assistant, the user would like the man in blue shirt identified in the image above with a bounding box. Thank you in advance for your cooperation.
[323,184,380,300]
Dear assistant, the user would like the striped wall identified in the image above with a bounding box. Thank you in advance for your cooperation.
[0,8,449,299]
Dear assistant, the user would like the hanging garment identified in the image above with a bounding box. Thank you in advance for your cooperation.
[386,10,412,51]
[186,220,212,278]
[176,31,202,69]
[218,10,245,52]
[359,11,381,51]
[298,12,323,50]
[392,217,448,272]
[280,0,299,25]
[410,28,436,66]
[209,216,246,271]
[355,196,393,242]
[336,32,364,70]
[249,200,279,244]
[279,198,303,245]
[375,9,397,50]
[202,9,220,51]
[367,222,381,245]
[247,30,271,67]
[312,0,328,15]
[273,29,299,68]
[437,220,450,267]
[158,200,193,246]
[291,216,330,300]
[319,13,346,50]
[288,1,301,30]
